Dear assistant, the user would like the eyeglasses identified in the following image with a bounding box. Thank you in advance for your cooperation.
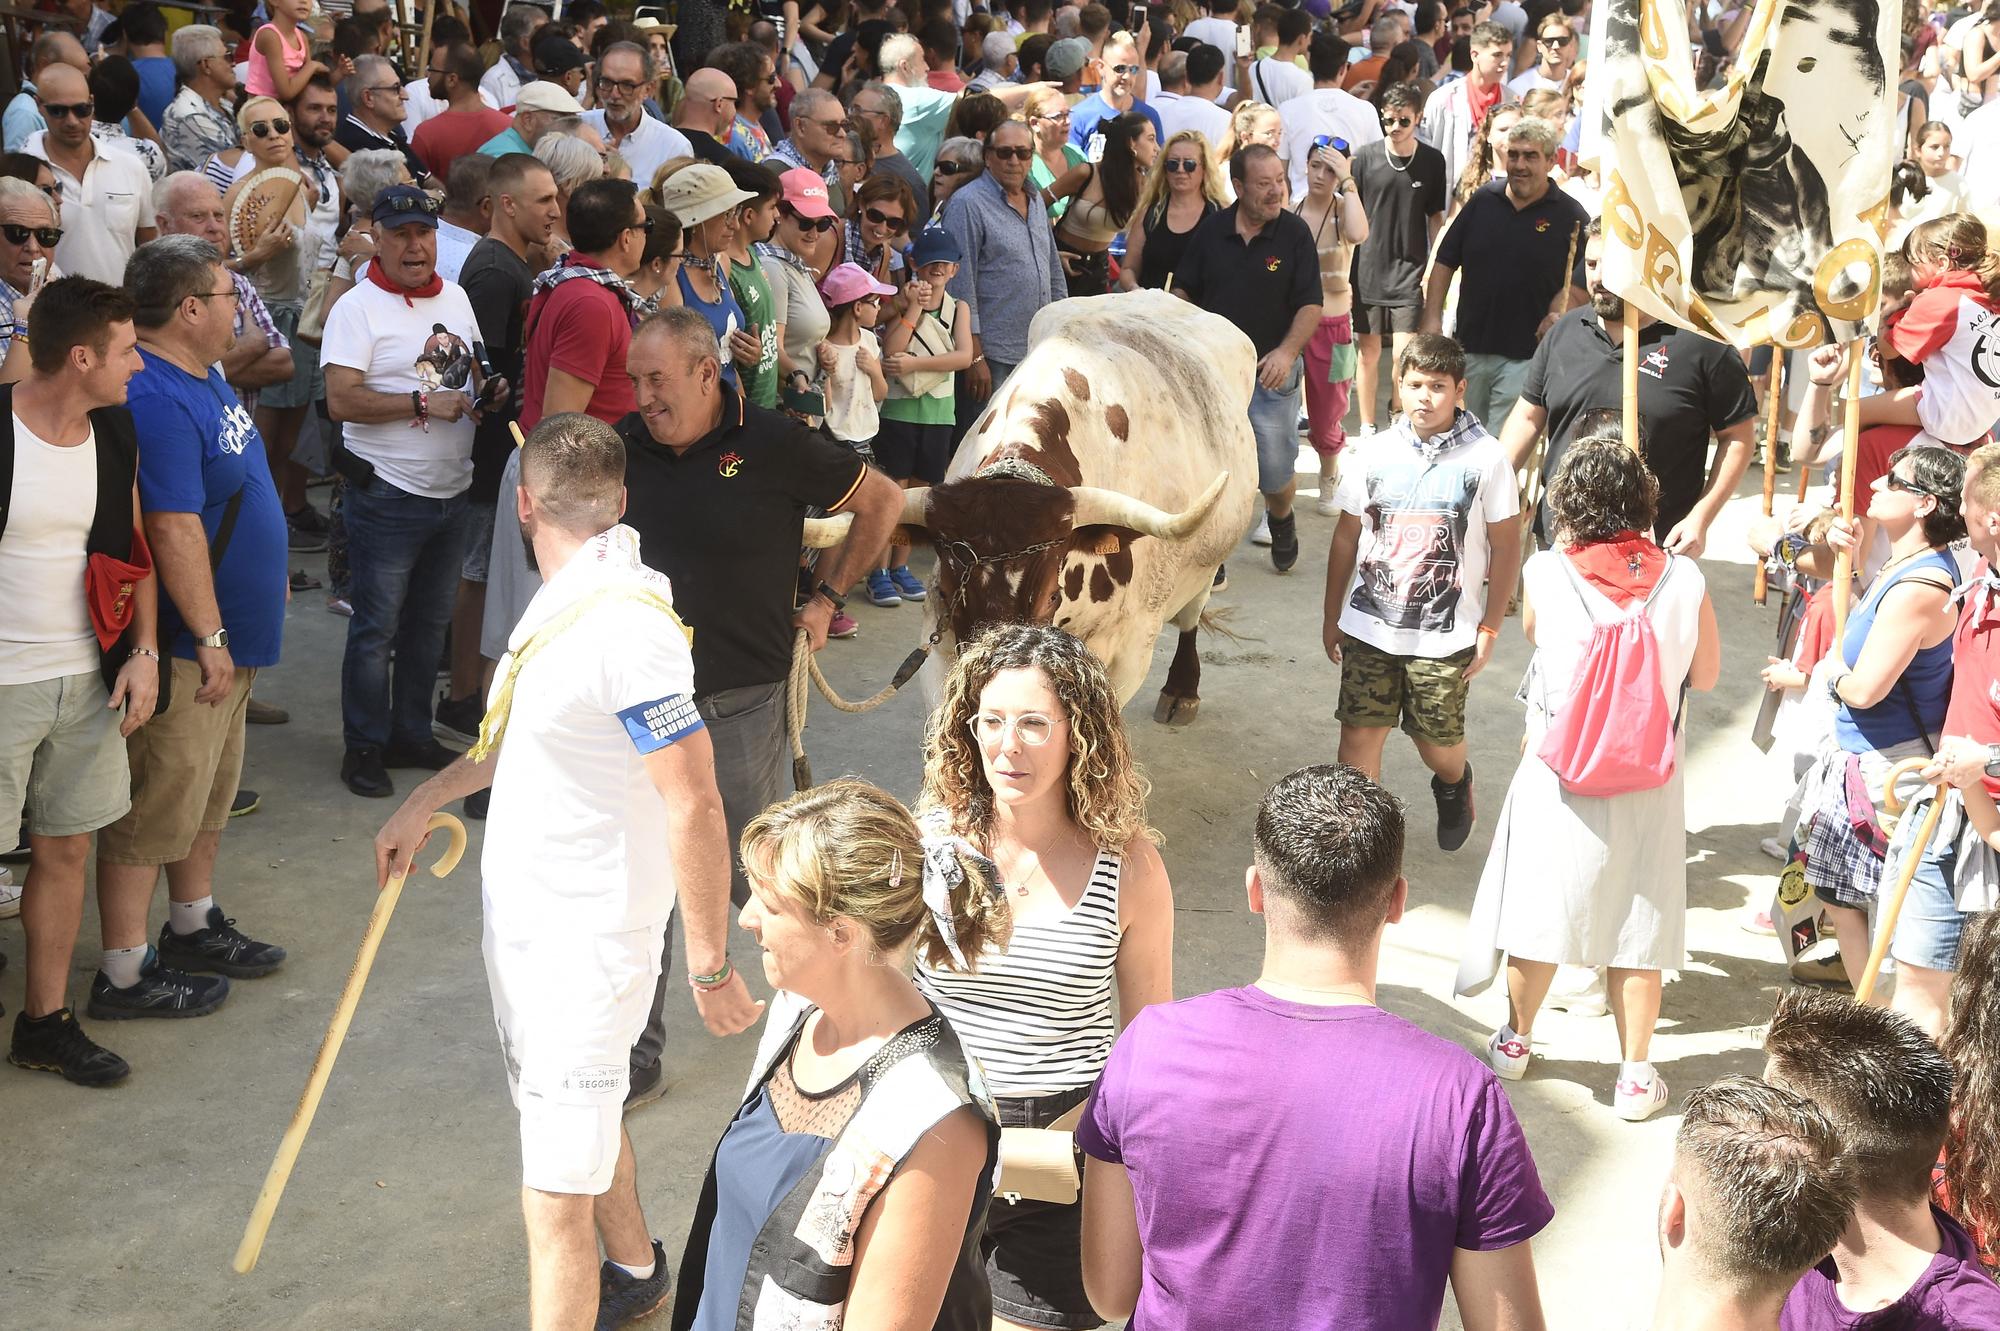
[988,145,1033,161]
[194,288,241,304]
[934,160,974,176]
[41,101,93,120]
[1884,472,1939,498]
[1381,114,1413,128]
[363,84,405,98]
[249,118,292,138]
[969,712,1062,747]
[804,116,849,133]
[1031,110,1070,124]
[1163,156,1200,173]
[0,223,60,247]
[598,75,645,94]
[784,206,836,232]
[864,206,908,234]
[1109,63,1140,75]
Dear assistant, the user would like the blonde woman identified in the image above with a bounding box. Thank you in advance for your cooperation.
[204,93,292,192]
[916,623,1174,1331]
[674,780,1007,1330]
[1220,99,1281,161]
[222,95,315,316]
[1118,127,1225,291]
[1027,88,1081,220]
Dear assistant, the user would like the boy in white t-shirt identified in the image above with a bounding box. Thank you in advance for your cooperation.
[1321,333,1521,851]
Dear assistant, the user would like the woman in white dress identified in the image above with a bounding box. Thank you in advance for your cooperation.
[1456,435,1720,1122]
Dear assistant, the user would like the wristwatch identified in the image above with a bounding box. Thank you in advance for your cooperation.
[812,581,847,612]
[1983,743,2000,779]
[194,628,229,649]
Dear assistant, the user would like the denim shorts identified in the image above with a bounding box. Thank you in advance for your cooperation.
[1890,829,1965,972]
[1247,357,1305,496]
[983,1083,1102,1330]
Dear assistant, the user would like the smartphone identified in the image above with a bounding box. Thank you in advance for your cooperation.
[1087,131,1106,163]
[1235,25,1251,58]
[1130,3,1145,30]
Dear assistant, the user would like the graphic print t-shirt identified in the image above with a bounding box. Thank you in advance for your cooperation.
[1333,422,1519,658]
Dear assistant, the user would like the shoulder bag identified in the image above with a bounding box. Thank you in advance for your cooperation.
[996,1100,1089,1205]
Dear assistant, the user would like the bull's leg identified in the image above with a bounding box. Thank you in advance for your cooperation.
[1154,592,1208,726]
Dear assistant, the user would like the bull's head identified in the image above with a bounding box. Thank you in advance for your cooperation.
[897,470,1229,644]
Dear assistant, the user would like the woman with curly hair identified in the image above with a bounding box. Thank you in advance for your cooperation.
[1457,434,1720,1122]
[915,622,1173,1331]
[1449,100,1520,218]
[1942,908,2000,1266]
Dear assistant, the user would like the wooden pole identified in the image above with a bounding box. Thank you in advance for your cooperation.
[1862,762,1949,1004]
[1622,317,1639,452]
[1831,344,1865,641]
[415,0,439,93]
[1753,353,1785,604]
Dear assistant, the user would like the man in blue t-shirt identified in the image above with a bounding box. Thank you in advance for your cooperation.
[92,235,290,1027]
[1066,30,1164,153]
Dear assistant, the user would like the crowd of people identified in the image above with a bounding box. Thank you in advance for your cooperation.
[13,0,2000,1328]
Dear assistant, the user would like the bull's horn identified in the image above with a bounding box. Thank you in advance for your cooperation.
[1070,472,1229,541]
[801,514,853,548]
[900,487,931,529]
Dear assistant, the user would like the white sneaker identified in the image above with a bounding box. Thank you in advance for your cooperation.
[1759,836,1789,862]
[1250,515,1272,546]
[1614,1071,1670,1122]
[1315,463,1340,516]
[0,865,18,919]
[1486,1027,1531,1081]
[1545,964,1608,1018]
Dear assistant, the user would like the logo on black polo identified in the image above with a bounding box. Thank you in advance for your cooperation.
[719,451,744,477]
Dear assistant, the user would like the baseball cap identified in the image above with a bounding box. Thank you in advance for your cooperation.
[909,225,961,267]
[371,182,439,230]
[514,79,584,115]
[532,35,590,76]
[778,167,834,219]
[819,262,896,306]
[981,32,1017,65]
[1045,37,1091,80]
[659,163,758,226]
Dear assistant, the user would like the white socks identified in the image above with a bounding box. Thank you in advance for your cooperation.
[610,1252,656,1281]
[101,945,147,988]
[1621,1060,1654,1087]
[169,896,214,936]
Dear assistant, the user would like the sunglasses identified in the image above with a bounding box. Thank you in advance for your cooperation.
[1884,472,1939,498]
[628,217,655,235]
[363,84,405,97]
[0,222,60,247]
[1109,63,1140,76]
[1164,156,1201,173]
[934,160,974,176]
[1537,33,1573,46]
[804,116,850,133]
[988,145,1033,161]
[864,207,908,234]
[1311,134,1349,155]
[1382,114,1414,128]
[785,206,835,232]
[41,101,92,120]
[249,118,292,138]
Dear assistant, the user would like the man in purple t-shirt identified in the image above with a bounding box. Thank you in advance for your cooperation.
[1075,764,1553,1331]
[1764,991,2000,1331]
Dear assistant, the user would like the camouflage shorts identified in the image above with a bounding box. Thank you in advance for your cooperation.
[1335,639,1476,746]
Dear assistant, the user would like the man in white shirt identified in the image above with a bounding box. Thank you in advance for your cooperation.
[1281,34,1385,199]
[1421,20,1515,188]
[1185,0,1238,59]
[375,413,759,1331]
[1155,46,1231,148]
[1506,14,1575,96]
[481,3,549,114]
[27,63,155,285]
[582,42,691,188]
[1248,6,1314,106]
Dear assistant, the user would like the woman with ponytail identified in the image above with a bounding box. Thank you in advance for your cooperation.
[1044,110,1161,297]
[673,778,1009,1331]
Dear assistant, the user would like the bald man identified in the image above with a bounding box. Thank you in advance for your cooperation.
[4,30,86,152]
[28,63,157,284]
[673,68,741,167]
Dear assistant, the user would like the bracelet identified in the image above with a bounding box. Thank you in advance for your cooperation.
[970,353,986,365]
[128,646,159,661]
[411,389,424,419]
[688,959,734,990]
[1476,624,1499,639]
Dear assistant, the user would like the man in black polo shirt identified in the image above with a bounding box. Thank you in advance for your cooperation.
[615,306,901,1105]
[1499,219,1759,556]
[1173,143,1322,573]
[1421,114,1586,435]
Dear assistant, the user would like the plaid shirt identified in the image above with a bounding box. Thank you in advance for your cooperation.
[1392,407,1493,462]
[770,138,841,197]
[230,267,288,414]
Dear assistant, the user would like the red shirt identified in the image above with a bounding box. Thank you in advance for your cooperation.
[411,107,514,182]
[1567,531,1668,608]
[520,273,637,432]
[1945,559,2000,798]
[927,68,966,93]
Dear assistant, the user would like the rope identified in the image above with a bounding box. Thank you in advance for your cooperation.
[786,628,919,790]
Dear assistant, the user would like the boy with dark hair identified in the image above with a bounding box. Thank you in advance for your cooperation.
[720,156,783,409]
[1764,990,2000,1328]
[1321,333,1520,850]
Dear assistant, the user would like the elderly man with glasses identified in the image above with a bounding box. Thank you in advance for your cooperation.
[581,42,690,189]
[336,54,434,189]
[24,62,155,285]
[0,176,62,384]
[847,81,930,220]
[770,88,848,206]
[941,120,1064,406]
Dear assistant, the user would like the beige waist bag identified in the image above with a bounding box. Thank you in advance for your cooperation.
[996,1101,1088,1205]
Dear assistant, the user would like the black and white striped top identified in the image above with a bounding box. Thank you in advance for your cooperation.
[916,849,1123,1098]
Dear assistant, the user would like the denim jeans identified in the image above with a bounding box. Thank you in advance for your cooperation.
[340,476,470,752]
[1463,353,1531,436]
[1248,358,1306,496]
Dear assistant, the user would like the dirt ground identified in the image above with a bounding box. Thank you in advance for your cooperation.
[0,422,1817,1331]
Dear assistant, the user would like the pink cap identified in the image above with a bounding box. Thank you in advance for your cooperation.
[779,167,834,219]
[819,262,896,305]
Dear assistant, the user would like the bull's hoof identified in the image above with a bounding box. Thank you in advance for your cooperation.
[1153,693,1200,726]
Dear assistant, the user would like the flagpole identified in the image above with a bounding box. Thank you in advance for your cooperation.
[1832,342,1865,639]
[1753,352,1785,604]
[1622,318,1639,452]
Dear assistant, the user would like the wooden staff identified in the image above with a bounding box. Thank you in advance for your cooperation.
[1622,317,1639,452]
[1753,352,1785,604]
[1832,343,1865,640]
[1864,759,1949,1004]
[233,813,468,1274]
[415,0,439,92]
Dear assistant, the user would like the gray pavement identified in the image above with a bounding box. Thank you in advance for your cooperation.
[0,443,1814,1331]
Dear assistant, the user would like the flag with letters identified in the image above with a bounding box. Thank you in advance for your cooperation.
[1588,0,1900,349]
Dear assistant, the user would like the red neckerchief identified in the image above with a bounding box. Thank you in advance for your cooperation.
[365,258,444,306]
[1467,76,1504,129]
[1566,531,1667,608]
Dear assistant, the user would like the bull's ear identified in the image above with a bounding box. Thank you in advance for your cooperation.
[891,525,933,549]
[1072,525,1140,556]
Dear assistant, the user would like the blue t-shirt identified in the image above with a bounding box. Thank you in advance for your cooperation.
[134,56,176,130]
[1067,92,1164,154]
[678,265,743,390]
[130,350,288,667]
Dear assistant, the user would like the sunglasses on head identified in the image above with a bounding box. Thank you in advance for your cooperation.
[864,206,907,234]
[42,101,92,121]
[784,206,835,232]
[0,222,60,247]
[250,118,292,138]
[1164,156,1201,172]
[989,145,1033,161]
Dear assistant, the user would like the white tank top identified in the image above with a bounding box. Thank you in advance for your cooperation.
[0,415,99,685]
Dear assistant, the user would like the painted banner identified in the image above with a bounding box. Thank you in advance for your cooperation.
[1593,0,1901,349]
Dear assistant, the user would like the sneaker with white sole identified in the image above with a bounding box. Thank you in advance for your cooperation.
[1315,462,1340,516]
[1758,836,1789,862]
[0,866,18,920]
[1250,515,1272,546]
[1614,1072,1670,1122]
[1486,1028,1530,1081]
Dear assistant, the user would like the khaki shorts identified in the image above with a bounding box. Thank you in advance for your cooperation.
[0,671,131,837]
[97,659,253,866]
[1336,639,1475,746]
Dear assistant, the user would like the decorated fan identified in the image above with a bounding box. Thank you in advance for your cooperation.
[229,165,309,256]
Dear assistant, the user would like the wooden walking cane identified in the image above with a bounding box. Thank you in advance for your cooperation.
[1862,758,1949,1004]
[233,812,468,1274]
[1832,344,1866,640]
[1753,353,1785,604]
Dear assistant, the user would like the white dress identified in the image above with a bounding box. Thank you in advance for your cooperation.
[1455,550,1706,995]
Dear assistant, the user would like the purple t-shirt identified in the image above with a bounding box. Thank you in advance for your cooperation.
[1075,988,1553,1331]
[1780,1207,2000,1330]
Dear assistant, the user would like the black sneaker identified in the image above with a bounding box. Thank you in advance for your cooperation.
[342,747,393,798]
[595,1239,671,1330]
[384,738,458,770]
[287,503,330,535]
[9,1008,130,1085]
[433,694,484,748]
[1432,763,1476,852]
[464,788,490,821]
[624,1061,667,1113]
[87,948,230,1020]
[229,788,261,817]
[158,907,287,978]
[287,522,328,553]
[1269,513,1299,574]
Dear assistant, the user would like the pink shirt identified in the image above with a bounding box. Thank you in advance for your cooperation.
[245,22,308,99]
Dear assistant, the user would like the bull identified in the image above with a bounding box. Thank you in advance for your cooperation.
[897,290,1257,724]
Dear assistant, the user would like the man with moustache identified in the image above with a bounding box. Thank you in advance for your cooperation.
[580,43,690,191]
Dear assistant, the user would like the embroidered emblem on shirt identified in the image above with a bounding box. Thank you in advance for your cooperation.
[1641,345,1671,380]
[1265,256,1281,272]
[1535,218,1551,232]
[719,450,744,477]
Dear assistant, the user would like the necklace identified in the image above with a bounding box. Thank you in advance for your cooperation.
[1386,142,1413,174]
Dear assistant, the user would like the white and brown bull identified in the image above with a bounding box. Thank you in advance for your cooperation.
[897,290,1257,724]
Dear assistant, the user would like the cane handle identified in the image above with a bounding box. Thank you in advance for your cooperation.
[1882,757,1936,817]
